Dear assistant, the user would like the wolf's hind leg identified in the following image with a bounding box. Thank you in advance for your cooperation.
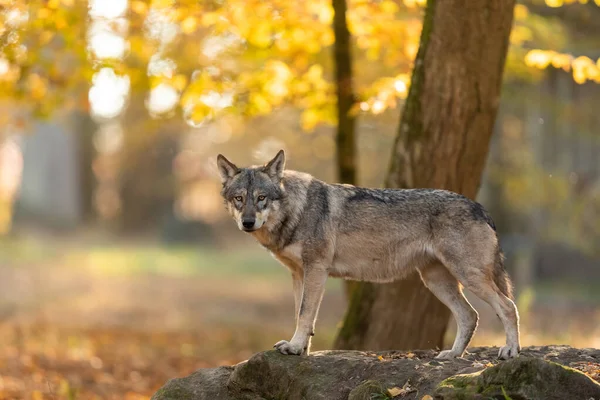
[463,276,520,360]
[442,253,521,359]
[418,262,479,359]
[436,226,521,360]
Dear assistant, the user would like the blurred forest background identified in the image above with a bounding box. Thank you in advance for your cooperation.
[0,0,599,398]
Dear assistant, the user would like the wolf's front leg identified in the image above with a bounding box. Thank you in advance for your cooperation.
[274,266,328,355]
[291,269,303,326]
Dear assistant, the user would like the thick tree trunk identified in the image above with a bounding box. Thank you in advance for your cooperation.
[334,0,516,351]
[332,0,358,299]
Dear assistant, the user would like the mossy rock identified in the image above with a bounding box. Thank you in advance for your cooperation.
[435,356,600,400]
[152,346,600,400]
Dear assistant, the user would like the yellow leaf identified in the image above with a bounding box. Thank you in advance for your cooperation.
[388,381,415,397]
[248,22,272,48]
[152,0,175,9]
[28,74,47,100]
[40,31,54,45]
[305,65,323,83]
[172,74,188,91]
[300,108,320,131]
[131,1,148,14]
[377,355,384,361]
[266,60,292,81]
[421,396,434,400]
[321,30,335,47]
[32,390,44,400]
[317,4,333,24]
[201,12,220,26]
[187,103,214,125]
[381,1,399,14]
[181,16,197,34]
[38,8,51,19]
[406,352,416,359]
[249,92,272,114]
[514,4,529,19]
[47,0,60,9]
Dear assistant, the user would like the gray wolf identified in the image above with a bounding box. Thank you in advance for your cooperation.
[216,150,521,360]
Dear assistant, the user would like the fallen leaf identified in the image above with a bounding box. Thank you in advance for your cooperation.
[388,381,415,397]
[421,396,434,400]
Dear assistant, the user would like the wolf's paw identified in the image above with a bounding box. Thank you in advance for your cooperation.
[273,340,305,355]
[498,344,520,360]
[435,349,463,360]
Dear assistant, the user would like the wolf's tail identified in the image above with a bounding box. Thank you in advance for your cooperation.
[493,246,514,300]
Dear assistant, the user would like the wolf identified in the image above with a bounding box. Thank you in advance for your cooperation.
[216,150,521,360]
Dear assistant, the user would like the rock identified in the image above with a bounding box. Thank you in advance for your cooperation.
[152,366,234,400]
[152,346,600,400]
[436,357,600,400]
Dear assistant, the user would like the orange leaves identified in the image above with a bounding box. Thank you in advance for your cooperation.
[0,323,214,400]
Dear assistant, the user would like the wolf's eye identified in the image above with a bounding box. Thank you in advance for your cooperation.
[257,195,266,201]
[234,196,243,202]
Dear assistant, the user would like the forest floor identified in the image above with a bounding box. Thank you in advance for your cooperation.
[0,234,599,399]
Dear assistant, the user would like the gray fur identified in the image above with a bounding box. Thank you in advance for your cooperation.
[217,150,521,360]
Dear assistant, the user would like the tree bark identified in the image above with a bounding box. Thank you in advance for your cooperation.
[332,0,359,299]
[334,0,516,351]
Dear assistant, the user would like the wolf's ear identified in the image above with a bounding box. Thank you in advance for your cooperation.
[264,149,286,180]
[216,154,239,184]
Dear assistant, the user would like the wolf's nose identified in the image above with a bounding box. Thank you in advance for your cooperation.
[242,219,255,229]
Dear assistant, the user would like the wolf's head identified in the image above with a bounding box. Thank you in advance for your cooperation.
[216,150,285,232]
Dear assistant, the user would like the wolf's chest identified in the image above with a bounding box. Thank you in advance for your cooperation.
[270,242,304,271]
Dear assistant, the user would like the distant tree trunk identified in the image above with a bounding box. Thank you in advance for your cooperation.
[119,94,179,234]
[332,0,358,299]
[72,110,97,224]
[334,0,516,351]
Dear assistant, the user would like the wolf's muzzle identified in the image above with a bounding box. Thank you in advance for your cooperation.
[242,218,256,231]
